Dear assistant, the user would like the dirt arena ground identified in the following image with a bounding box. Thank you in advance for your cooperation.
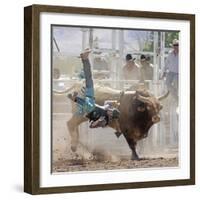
[53,157,178,173]
[52,96,179,173]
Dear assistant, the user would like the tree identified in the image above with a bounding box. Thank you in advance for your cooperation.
[142,31,154,52]
[165,32,179,47]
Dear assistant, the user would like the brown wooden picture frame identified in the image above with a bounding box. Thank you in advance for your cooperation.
[24,4,195,194]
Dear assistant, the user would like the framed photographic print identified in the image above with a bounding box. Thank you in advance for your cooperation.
[24,4,195,194]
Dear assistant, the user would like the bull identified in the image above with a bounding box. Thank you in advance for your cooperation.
[54,83,168,160]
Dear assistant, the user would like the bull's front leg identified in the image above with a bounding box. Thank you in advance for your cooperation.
[123,134,139,160]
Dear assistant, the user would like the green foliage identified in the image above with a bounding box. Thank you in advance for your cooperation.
[165,32,179,47]
[143,41,153,52]
[142,31,154,52]
[142,31,179,51]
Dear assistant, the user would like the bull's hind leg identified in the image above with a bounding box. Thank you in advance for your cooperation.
[67,115,85,152]
[123,134,139,160]
[67,115,94,160]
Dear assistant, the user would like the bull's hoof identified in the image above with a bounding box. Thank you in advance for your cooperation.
[71,145,77,152]
[131,157,140,161]
[114,131,122,138]
[131,153,140,161]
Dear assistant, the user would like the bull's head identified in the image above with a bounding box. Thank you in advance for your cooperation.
[136,90,165,124]
[119,89,168,140]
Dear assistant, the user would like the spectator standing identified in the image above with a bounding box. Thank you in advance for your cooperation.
[122,54,140,80]
[163,39,179,100]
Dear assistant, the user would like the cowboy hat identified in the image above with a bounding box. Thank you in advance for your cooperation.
[171,39,179,46]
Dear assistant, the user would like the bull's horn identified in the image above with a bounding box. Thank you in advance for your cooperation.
[157,90,169,101]
[137,94,151,104]
[124,91,136,95]
[53,85,75,94]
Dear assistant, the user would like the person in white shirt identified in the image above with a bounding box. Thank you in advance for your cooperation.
[163,39,179,99]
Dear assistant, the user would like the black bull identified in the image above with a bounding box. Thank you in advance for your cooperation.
[56,85,168,160]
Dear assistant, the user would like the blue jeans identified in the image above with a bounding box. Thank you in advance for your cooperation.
[76,59,95,114]
[166,72,178,100]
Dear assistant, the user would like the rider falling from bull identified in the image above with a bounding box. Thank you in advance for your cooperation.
[68,49,121,133]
